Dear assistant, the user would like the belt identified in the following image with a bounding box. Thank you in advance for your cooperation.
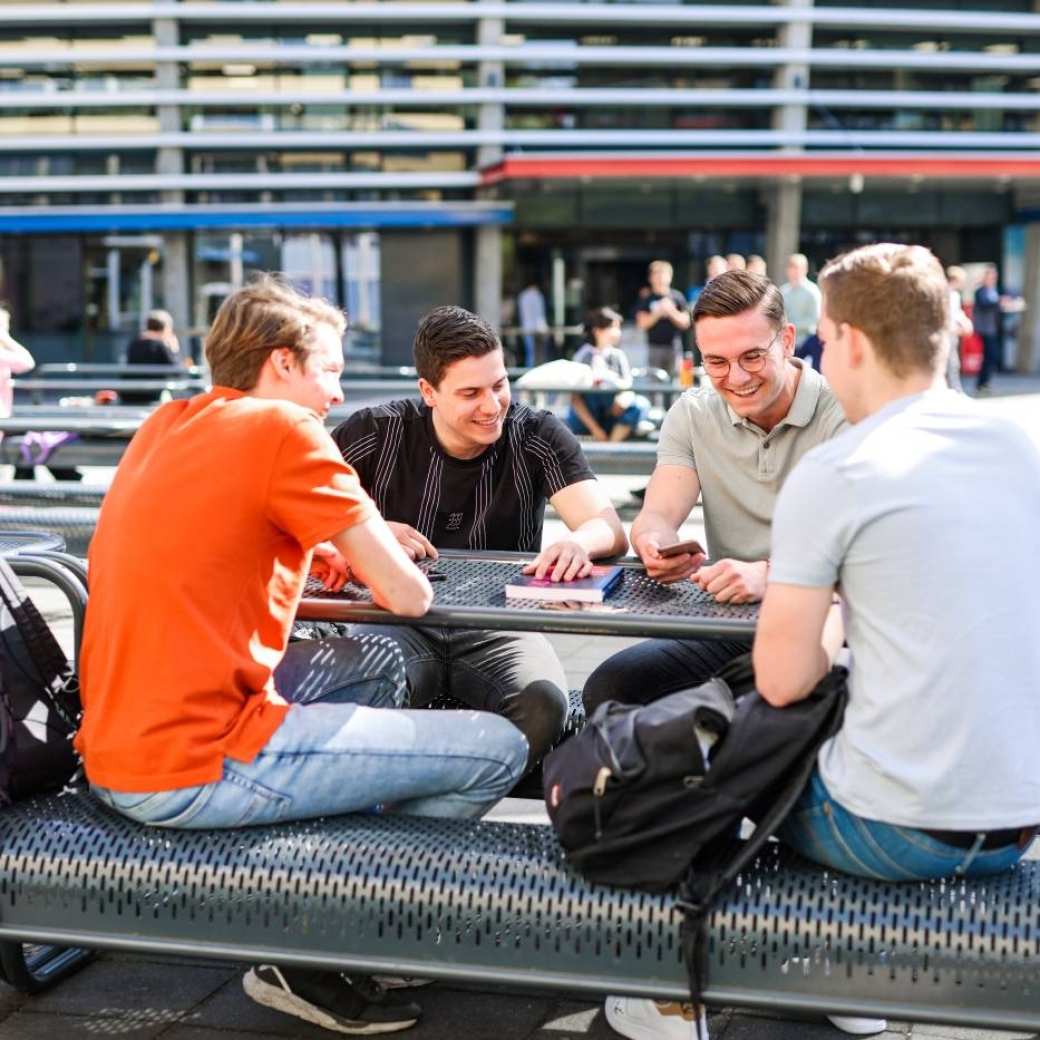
[922,826,1039,851]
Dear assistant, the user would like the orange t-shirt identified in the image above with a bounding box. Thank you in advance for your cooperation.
[76,387,376,792]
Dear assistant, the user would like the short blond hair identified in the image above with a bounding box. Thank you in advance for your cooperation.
[205,274,346,390]
[648,260,673,279]
[818,243,947,377]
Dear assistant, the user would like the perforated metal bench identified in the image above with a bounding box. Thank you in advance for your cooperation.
[1,792,1038,1031]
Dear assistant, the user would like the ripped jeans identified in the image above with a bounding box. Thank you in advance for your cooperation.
[91,634,529,829]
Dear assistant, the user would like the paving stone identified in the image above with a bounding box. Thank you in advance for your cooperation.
[24,954,233,1019]
[163,1028,283,1040]
[911,1025,1035,1040]
[180,972,342,1038]
[189,978,552,1039]
[0,984,27,1018]
[0,1009,169,1039]
[724,1010,895,1039]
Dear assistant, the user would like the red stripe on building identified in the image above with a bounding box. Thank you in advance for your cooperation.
[481,154,1040,184]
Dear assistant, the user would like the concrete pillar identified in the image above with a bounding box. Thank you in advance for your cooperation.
[161,233,192,346]
[765,0,811,279]
[153,14,192,342]
[1018,223,1040,373]
[473,4,505,328]
[766,181,803,283]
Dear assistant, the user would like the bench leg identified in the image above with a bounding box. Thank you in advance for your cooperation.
[0,941,95,994]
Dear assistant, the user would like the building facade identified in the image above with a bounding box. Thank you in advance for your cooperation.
[2,0,1040,368]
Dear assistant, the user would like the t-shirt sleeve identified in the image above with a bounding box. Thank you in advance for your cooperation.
[330,410,378,491]
[672,290,689,310]
[528,412,596,495]
[267,415,377,550]
[768,453,847,588]
[656,396,697,470]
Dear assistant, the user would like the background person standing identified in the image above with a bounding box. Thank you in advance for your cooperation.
[973,265,1002,393]
[634,260,690,375]
[516,281,548,368]
[781,253,823,370]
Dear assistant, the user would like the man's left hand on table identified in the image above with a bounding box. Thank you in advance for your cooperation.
[694,558,768,604]
[522,539,594,582]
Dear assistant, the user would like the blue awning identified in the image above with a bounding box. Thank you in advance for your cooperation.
[0,204,513,234]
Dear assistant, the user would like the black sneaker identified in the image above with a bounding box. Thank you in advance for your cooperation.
[243,965,421,1034]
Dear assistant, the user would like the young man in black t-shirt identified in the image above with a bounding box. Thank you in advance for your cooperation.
[332,306,627,767]
[635,259,691,376]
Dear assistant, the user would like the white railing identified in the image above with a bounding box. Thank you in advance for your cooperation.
[6,87,1040,112]
[4,3,1040,35]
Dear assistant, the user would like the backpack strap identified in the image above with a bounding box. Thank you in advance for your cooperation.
[677,666,849,1008]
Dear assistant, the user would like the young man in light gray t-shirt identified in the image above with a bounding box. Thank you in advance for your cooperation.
[756,243,1040,887]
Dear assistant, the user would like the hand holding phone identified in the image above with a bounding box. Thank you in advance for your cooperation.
[657,538,706,559]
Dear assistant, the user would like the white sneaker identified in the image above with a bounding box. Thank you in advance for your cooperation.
[828,1015,887,1035]
[605,995,708,1039]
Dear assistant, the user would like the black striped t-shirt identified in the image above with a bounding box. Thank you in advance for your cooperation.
[331,399,595,552]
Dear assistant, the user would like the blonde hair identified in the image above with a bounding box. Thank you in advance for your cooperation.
[819,244,947,377]
[648,260,673,279]
[205,274,345,390]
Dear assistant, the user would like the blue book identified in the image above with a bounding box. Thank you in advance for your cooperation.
[505,564,624,603]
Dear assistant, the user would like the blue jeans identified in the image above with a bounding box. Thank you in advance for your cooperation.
[566,394,648,437]
[91,635,529,828]
[778,770,1028,882]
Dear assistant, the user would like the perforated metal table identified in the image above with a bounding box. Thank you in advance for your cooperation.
[298,549,758,639]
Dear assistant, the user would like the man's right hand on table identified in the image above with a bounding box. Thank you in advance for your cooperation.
[387,522,439,562]
[636,533,706,584]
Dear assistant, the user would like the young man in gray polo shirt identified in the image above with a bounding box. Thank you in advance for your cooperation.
[585,270,846,721]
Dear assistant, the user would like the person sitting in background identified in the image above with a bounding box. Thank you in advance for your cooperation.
[0,304,35,426]
[1,305,83,483]
[567,307,649,443]
[121,309,185,405]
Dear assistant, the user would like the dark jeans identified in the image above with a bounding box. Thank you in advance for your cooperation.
[582,636,752,715]
[350,624,569,770]
[976,332,1002,389]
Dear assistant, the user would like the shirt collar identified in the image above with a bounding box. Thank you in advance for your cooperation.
[725,357,820,431]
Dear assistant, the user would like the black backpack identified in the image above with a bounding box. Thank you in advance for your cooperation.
[542,654,847,1009]
[0,556,82,805]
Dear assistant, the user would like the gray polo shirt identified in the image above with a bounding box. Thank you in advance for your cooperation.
[770,390,1040,829]
[656,359,847,561]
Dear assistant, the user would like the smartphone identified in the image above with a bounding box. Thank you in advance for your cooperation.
[657,538,706,559]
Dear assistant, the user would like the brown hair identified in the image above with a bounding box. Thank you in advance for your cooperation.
[584,306,622,339]
[413,305,500,387]
[693,269,785,329]
[818,243,947,377]
[204,274,345,390]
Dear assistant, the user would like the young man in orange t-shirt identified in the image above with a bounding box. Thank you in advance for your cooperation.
[76,276,527,1035]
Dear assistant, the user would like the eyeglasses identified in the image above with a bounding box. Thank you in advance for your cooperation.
[701,333,781,378]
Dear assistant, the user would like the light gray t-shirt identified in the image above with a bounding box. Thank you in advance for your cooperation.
[656,359,847,561]
[770,389,1040,830]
